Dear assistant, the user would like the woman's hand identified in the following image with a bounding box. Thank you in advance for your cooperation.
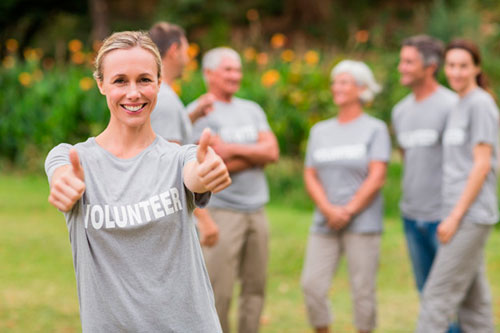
[437,215,461,244]
[324,204,351,230]
[48,149,86,212]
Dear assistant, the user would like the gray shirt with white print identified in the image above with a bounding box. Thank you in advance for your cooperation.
[442,87,499,225]
[305,114,391,234]
[392,86,458,221]
[151,83,193,144]
[44,137,221,333]
[188,97,271,212]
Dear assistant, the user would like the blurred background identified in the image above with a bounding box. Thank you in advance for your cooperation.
[1,0,500,332]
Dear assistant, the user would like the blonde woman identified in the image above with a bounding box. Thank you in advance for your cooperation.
[45,31,230,332]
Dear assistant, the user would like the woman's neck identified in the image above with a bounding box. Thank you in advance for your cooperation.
[95,119,156,159]
[337,103,363,123]
[458,82,478,98]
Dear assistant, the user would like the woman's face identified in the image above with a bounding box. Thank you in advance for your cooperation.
[444,48,479,95]
[331,72,363,107]
[97,46,160,128]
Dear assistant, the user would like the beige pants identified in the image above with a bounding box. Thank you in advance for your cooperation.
[301,232,381,331]
[202,207,269,333]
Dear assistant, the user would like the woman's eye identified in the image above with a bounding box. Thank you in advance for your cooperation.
[140,77,152,82]
[113,78,125,84]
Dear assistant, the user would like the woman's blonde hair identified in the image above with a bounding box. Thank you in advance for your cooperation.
[93,31,162,82]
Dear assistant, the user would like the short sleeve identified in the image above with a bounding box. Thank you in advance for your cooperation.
[252,103,271,132]
[45,143,73,184]
[368,123,391,162]
[304,127,317,167]
[180,144,211,210]
[151,100,183,143]
[188,100,209,144]
[470,98,499,147]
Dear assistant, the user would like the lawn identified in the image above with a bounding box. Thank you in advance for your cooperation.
[0,173,499,332]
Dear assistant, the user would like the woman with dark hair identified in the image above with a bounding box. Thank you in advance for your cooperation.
[416,39,498,333]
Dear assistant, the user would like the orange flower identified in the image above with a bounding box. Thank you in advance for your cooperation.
[6,39,18,53]
[92,40,103,52]
[171,81,182,95]
[280,49,295,62]
[18,72,32,86]
[243,47,257,62]
[68,39,83,53]
[71,52,85,65]
[23,48,40,61]
[256,52,269,66]
[270,33,286,49]
[186,59,198,72]
[2,56,15,69]
[304,50,319,65]
[42,57,55,70]
[261,69,280,87]
[355,30,369,43]
[246,9,259,22]
[79,77,94,91]
[187,43,200,59]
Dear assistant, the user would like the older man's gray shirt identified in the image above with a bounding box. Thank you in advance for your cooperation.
[392,86,458,221]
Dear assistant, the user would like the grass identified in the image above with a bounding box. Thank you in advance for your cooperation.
[0,172,499,332]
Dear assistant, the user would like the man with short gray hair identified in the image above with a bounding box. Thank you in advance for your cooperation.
[189,47,279,333]
[392,35,460,332]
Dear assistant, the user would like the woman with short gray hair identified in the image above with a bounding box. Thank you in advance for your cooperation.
[301,60,390,333]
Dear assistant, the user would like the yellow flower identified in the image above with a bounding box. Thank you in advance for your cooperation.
[290,90,305,106]
[6,39,18,53]
[256,52,269,66]
[18,72,32,86]
[355,30,369,43]
[186,59,198,72]
[261,69,280,87]
[71,51,85,65]
[243,47,257,62]
[271,33,286,49]
[2,56,15,69]
[171,81,182,95]
[187,43,200,59]
[68,39,83,53]
[280,49,295,62]
[23,48,40,61]
[304,50,319,65]
[79,77,94,91]
[246,9,259,22]
[33,69,43,82]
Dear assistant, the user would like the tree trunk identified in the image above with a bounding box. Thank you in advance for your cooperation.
[89,0,110,41]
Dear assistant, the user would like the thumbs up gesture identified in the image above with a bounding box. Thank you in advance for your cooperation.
[195,128,231,193]
[48,149,86,212]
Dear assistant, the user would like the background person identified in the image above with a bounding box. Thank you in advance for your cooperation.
[417,39,498,333]
[189,47,279,333]
[45,31,230,332]
[149,21,219,247]
[391,35,460,332]
[301,60,390,333]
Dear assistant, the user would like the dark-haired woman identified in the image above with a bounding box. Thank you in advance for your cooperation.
[417,39,498,333]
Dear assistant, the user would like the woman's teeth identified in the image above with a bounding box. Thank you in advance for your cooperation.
[123,104,144,112]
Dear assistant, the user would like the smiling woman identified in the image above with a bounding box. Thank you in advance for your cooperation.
[43,31,230,332]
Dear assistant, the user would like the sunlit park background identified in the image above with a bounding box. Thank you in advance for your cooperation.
[1,0,500,331]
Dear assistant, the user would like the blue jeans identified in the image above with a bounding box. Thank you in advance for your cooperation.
[403,217,461,333]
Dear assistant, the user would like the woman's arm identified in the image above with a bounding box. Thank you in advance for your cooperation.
[304,167,350,230]
[344,161,387,216]
[438,143,492,243]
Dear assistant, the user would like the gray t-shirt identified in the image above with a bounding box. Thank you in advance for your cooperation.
[151,83,192,144]
[305,114,391,234]
[188,97,271,212]
[44,137,221,333]
[442,87,499,225]
[392,86,458,221]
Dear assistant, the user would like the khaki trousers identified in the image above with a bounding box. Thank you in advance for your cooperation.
[416,222,494,333]
[301,232,381,331]
[202,207,269,333]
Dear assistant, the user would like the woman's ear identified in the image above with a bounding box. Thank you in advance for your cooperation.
[96,79,106,95]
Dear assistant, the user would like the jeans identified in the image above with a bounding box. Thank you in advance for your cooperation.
[403,217,461,333]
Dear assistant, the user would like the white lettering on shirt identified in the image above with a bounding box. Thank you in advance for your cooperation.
[220,126,258,143]
[313,144,367,163]
[398,129,439,148]
[443,128,466,146]
[84,187,184,230]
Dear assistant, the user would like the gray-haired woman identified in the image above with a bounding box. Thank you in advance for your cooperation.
[301,60,391,333]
